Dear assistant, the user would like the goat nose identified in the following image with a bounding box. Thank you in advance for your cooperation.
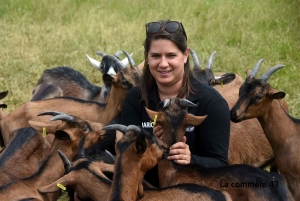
[230,111,240,123]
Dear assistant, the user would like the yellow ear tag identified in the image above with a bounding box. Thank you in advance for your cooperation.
[153,115,158,126]
[57,183,66,191]
[42,127,46,138]
[221,81,224,88]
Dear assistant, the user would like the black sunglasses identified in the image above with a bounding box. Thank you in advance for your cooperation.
[145,21,187,40]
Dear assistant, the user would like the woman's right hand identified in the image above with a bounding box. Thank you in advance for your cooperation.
[153,124,163,138]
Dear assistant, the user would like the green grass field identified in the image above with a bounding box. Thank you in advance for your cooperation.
[0,0,299,199]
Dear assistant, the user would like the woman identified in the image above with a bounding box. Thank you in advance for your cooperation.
[120,19,230,187]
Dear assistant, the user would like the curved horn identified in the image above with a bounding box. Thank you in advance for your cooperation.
[249,58,265,78]
[85,54,101,69]
[127,125,141,134]
[259,64,285,82]
[114,51,123,59]
[122,50,135,67]
[37,111,67,117]
[96,51,107,57]
[50,114,75,123]
[57,150,72,173]
[107,55,126,69]
[120,52,134,66]
[179,99,197,107]
[102,124,127,134]
[206,51,216,69]
[189,48,200,68]
[77,135,87,158]
[105,150,116,161]
[163,99,171,108]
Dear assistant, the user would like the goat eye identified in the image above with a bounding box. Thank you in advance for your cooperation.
[82,125,90,133]
[122,81,129,86]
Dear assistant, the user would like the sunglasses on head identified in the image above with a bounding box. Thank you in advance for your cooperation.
[145,21,187,40]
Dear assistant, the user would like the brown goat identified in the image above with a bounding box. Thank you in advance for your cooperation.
[0,112,106,200]
[103,124,232,201]
[190,50,282,169]
[230,60,300,200]
[38,136,115,201]
[145,97,294,201]
[0,111,107,186]
[0,60,142,146]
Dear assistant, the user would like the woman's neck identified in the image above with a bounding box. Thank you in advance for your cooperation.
[157,81,183,101]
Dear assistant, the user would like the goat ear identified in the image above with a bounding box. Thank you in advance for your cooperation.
[55,130,71,141]
[185,114,207,126]
[135,134,147,154]
[28,120,61,134]
[38,174,75,193]
[246,69,252,77]
[214,73,236,85]
[145,108,163,123]
[267,89,286,100]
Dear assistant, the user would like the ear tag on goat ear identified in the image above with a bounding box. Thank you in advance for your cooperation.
[57,183,66,191]
[153,115,158,126]
[42,127,46,138]
[221,81,224,88]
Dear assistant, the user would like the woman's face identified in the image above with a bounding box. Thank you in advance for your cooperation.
[147,39,189,88]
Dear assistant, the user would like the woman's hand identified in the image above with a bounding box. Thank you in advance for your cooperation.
[167,136,191,164]
[153,124,163,138]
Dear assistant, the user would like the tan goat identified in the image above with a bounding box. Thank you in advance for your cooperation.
[0,59,142,147]
[190,50,281,169]
[0,112,106,200]
[103,124,232,201]
[145,97,294,201]
[230,60,300,200]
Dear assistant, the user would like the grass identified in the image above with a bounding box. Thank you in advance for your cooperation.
[0,0,299,200]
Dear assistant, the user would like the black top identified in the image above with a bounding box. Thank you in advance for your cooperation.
[121,80,230,186]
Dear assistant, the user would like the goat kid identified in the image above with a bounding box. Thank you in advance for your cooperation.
[230,59,300,200]
[145,97,294,201]
[0,111,106,200]
[103,124,232,201]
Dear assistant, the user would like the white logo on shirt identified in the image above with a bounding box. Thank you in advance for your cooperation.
[186,126,195,132]
[142,122,154,128]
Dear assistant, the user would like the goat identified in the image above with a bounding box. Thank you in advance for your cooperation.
[102,124,232,201]
[190,50,282,170]
[0,110,107,186]
[38,135,115,201]
[145,97,294,201]
[86,50,132,101]
[230,59,300,200]
[0,111,106,200]
[0,56,142,146]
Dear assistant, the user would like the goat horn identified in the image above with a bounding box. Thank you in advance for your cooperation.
[163,99,171,108]
[259,64,285,82]
[50,114,75,123]
[179,99,197,107]
[96,51,107,57]
[122,50,135,67]
[206,51,216,69]
[114,50,123,59]
[57,150,72,172]
[37,111,67,117]
[105,150,116,161]
[77,135,87,158]
[127,125,141,133]
[249,58,265,78]
[102,124,127,134]
[189,48,200,68]
[120,52,134,66]
[107,55,127,69]
[85,54,101,69]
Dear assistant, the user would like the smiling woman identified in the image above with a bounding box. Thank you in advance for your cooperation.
[120,19,231,187]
